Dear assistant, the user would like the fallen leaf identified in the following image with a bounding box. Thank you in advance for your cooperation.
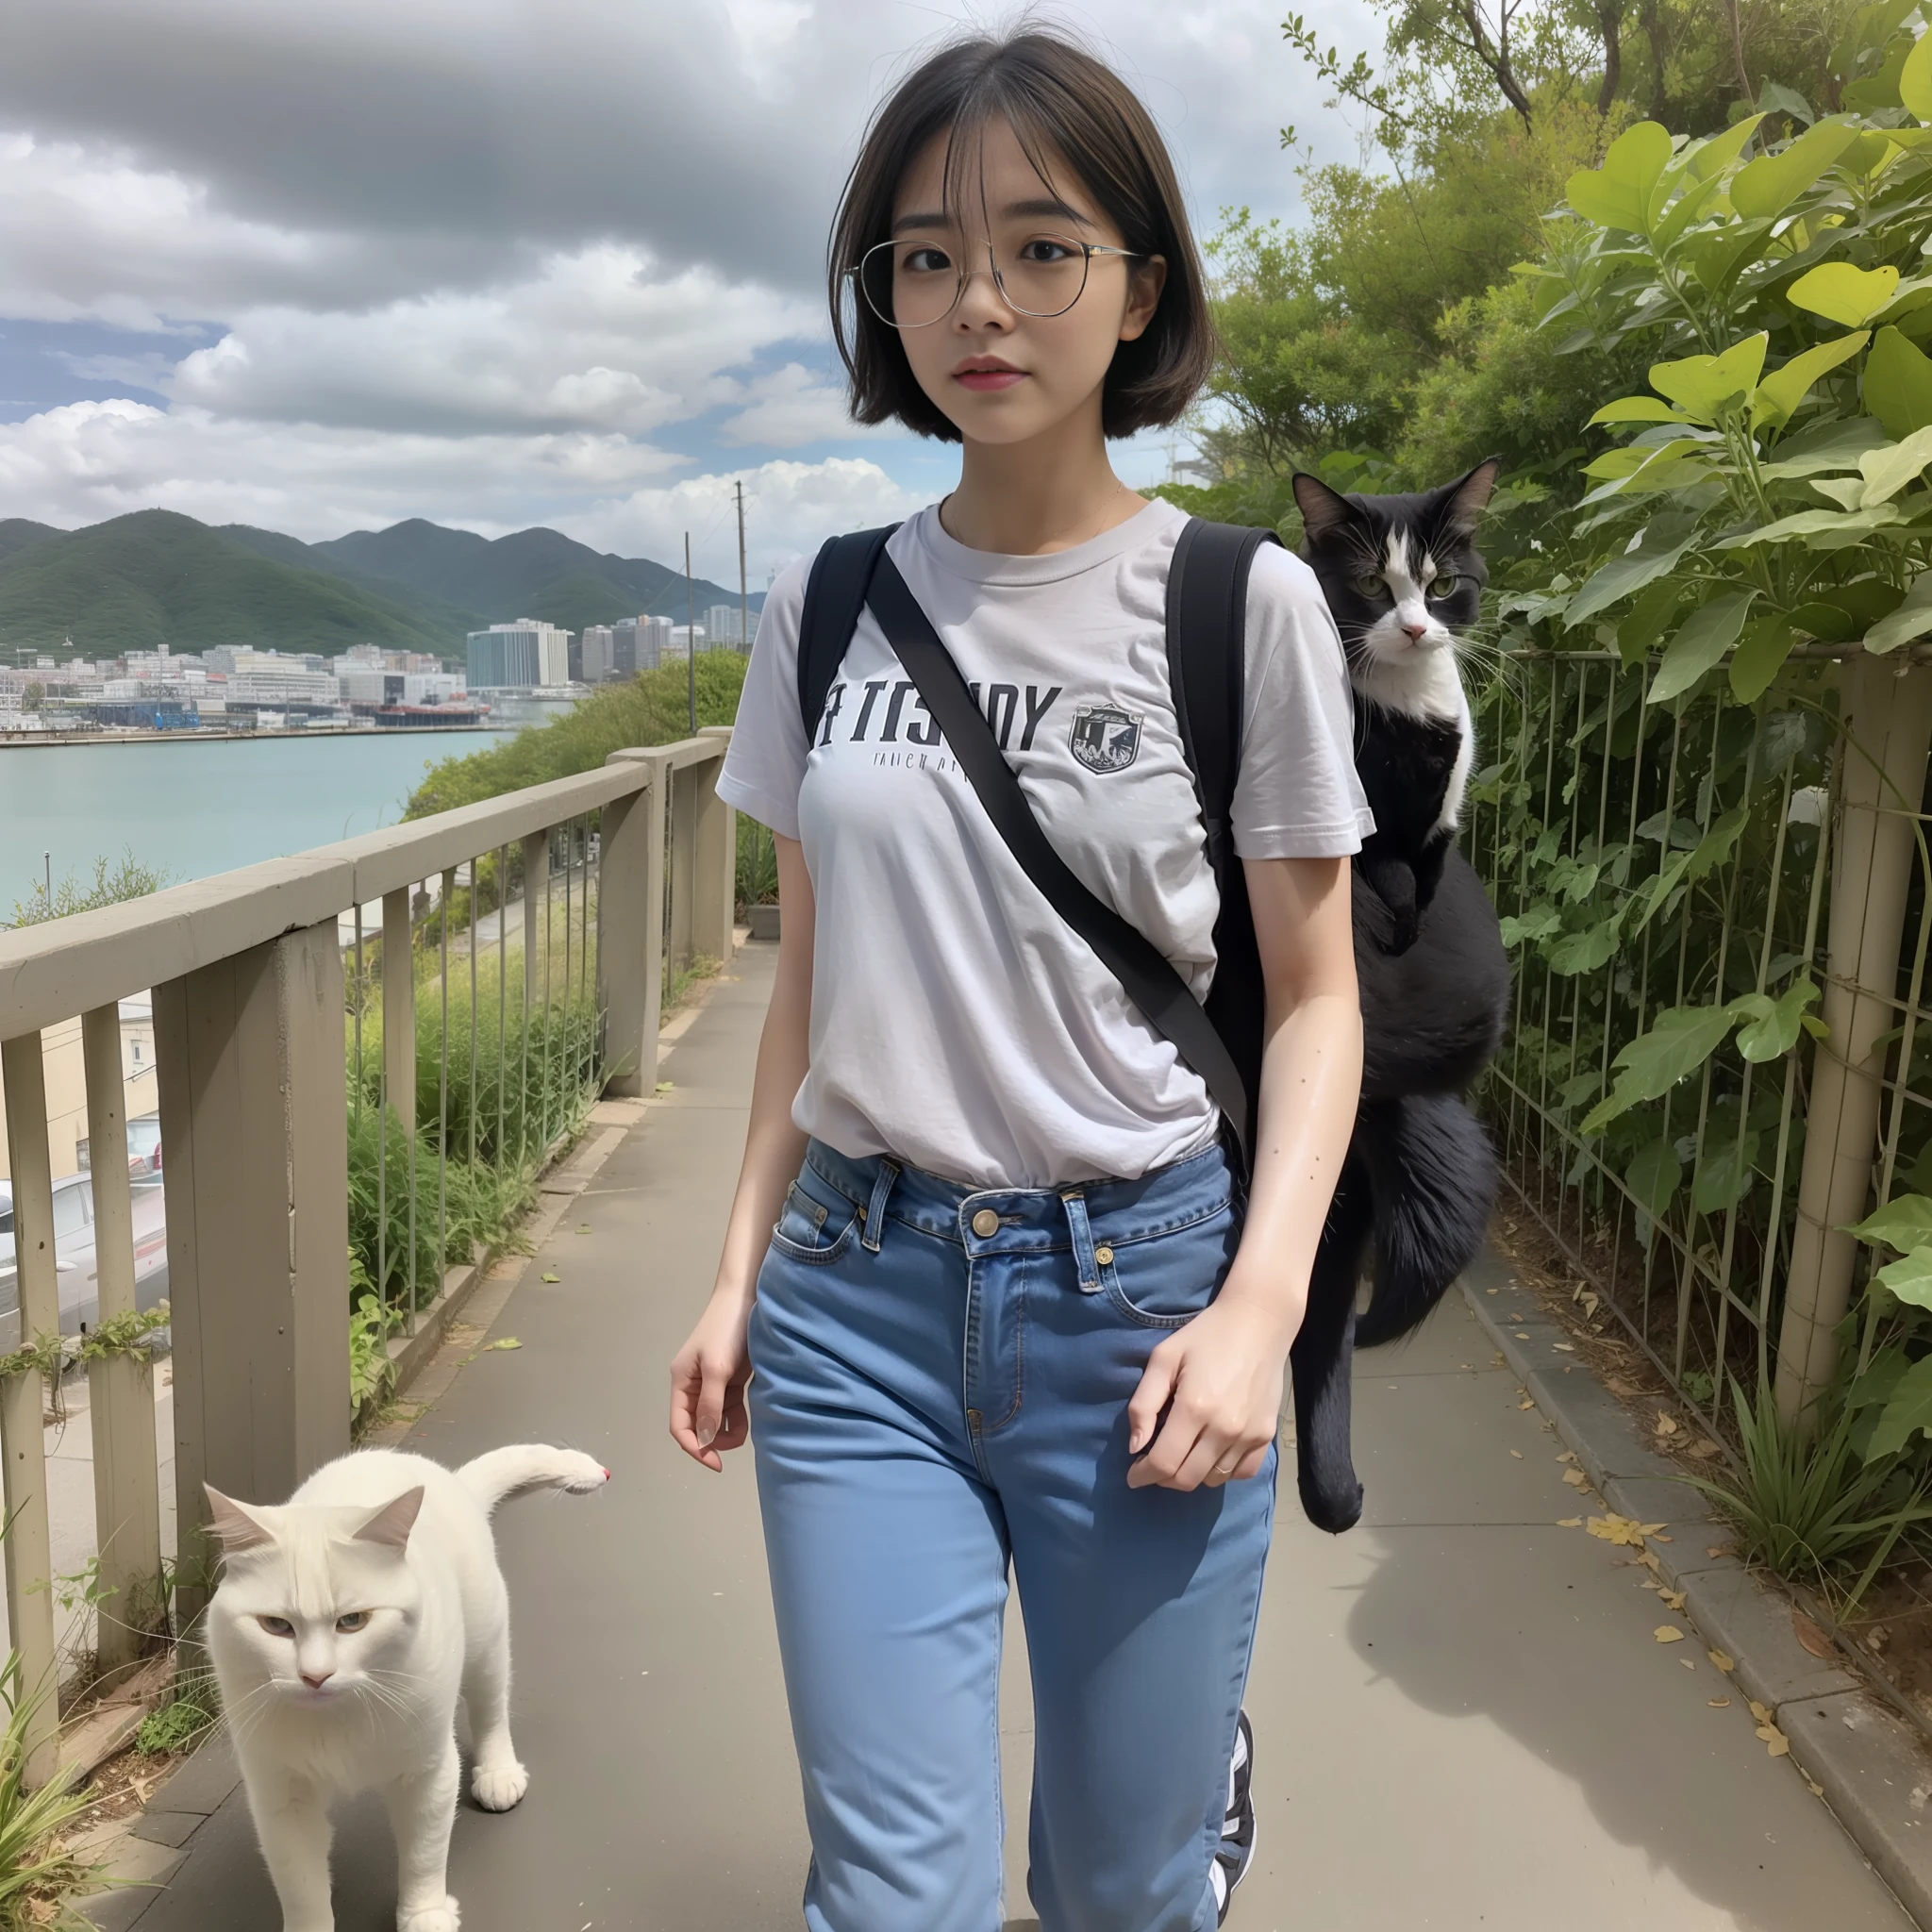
[541,1272,561,1284]
[1519,1397,1536,1410]
[1709,1650,1735,1673]
[1509,1449,1524,1459]
[1514,1330,1531,1340]
[1653,1533,1673,1542]
[1588,1513,1651,1546]
[1581,1291,1601,1317]
[1689,1439,1724,1459]
[1564,1468,1591,1488]
[1655,1411,1680,1437]
[1749,1699,1772,1722]
[1641,1577,1661,1591]
[1557,1450,1578,1463]
[1553,1342,1576,1353]
[1706,1544,1733,1559]
[1655,1624,1686,1643]
[1557,1516,1584,1527]
[1709,1696,1731,1708]
[1607,1376,1640,1397]
[1760,1725,1791,1758]
[1640,1551,1662,1574]
[483,1338,523,1352]
[1792,1609,1837,1660]
[655,1080,675,1093]
[1660,1588,1687,1610]
[1807,1778,1824,1796]
[1487,1287,1498,1294]
[1680,1657,1697,1669]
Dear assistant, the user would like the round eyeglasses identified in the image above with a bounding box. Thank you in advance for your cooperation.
[855,233,1142,329]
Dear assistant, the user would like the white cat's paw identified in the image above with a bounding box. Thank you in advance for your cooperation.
[471,1759,529,1811]
[397,1898,458,1932]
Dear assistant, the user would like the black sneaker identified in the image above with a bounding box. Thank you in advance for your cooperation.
[1210,1708,1256,1924]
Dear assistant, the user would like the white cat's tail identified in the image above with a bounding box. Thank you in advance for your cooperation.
[457,1445,610,1517]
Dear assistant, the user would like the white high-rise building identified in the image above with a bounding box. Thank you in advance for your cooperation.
[704,603,754,649]
[466,619,571,690]
[581,625,617,683]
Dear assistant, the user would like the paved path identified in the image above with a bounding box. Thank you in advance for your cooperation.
[106,942,1914,1930]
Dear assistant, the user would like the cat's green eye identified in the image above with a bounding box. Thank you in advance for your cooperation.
[336,1611,372,1634]
[258,1615,294,1639]
[1428,572,1463,598]
[1353,574,1386,598]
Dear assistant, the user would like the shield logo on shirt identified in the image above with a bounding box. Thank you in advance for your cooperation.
[1069,705,1142,774]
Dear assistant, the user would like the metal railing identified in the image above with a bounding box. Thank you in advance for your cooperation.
[1469,646,1932,1432]
[0,729,733,1783]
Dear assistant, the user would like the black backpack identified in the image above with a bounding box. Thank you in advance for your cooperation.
[794,518,1280,1178]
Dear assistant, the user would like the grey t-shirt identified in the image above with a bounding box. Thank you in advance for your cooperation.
[718,498,1372,1189]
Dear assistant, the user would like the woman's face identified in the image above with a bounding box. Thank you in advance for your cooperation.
[882,117,1166,449]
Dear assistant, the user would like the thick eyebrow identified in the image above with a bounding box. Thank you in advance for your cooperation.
[891,195,1097,236]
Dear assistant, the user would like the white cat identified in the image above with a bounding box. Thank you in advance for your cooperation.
[204,1443,609,1932]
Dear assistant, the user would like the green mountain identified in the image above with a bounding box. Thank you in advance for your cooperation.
[0,511,765,662]
[316,519,759,632]
[0,511,463,659]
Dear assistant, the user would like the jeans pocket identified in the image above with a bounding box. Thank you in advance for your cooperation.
[1098,1201,1241,1328]
[767,1176,860,1267]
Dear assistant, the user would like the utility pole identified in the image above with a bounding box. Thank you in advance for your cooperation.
[736,479,749,653]
[685,531,696,735]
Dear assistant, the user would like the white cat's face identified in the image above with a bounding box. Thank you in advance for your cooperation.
[1352,530,1464,670]
[207,1488,425,1706]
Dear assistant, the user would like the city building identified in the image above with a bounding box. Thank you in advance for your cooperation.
[611,614,672,676]
[466,620,572,691]
[704,603,754,650]
[580,625,616,683]
[666,625,708,660]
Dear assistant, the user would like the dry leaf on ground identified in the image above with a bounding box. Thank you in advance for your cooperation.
[1689,1439,1724,1459]
[1509,1450,1524,1459]
[1749,1700,1772,1722]
[1792,1610,1836,1659]
[1706,1545,1733,1559]
[1587,1514,1667,1546]
[1758,1725,1791,1757]
[1557,1451,1578,1463]
[1564,1468,1591,1488]
[1519,1397,1536,1410]
[541,1272,561,1283]
[483,1338,522,1352]
[1708,1697,1730,1708]
[1655,1412,1680,1437]
[1708,1650,1734,1672]
[1660,1589,1687,1610]
[1655,1624,1686,1644]
[1553,1342,1576,1353]
[1557,1517,1583,1528]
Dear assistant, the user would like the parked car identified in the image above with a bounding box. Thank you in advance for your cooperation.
[0,1166,169,1340]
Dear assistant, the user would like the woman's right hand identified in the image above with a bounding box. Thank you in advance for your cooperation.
[669,1287,755,1472]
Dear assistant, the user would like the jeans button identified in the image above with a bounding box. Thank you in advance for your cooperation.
[1094,1244,1114,1267]
[971,1208,1000,1239]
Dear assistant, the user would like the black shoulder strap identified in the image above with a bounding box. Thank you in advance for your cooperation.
[1165,519,1283,866]
[797,525,900,741]
[866,552,1251,1171]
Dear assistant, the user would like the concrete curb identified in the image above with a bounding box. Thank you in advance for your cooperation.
[1464,1244,1932,1925]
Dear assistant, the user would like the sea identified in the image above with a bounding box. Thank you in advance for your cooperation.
[0,727,524,908]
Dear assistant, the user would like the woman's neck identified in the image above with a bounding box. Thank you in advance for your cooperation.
[938,407,1145,557]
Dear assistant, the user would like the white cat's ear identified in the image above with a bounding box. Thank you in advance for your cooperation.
[204,1487,275,1552]
[354,1486,425,1551]
[1291,473,1357,542]
[1439,458,1502,535]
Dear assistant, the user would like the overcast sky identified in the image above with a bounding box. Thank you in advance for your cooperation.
[0,0,1364,586]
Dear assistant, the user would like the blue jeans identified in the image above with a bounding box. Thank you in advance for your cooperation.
[747,1139,1277,1932]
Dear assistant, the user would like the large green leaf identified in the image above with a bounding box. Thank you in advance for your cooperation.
[1685,113,1767,183]
[1789,263,1900,327]
[1860,423,1932,504]
[1728,616,1797,703]
[1649,591,1758,704]
[1631,806,1751,934]
[1693,1128,1762,1214]
[1545,912,1624,975]
[1649,335,1770,423]
[1730,121,1861,219]
[1864,573,1932,652]
[1845,1192,1932,1248]
[1581,1004,1743,1132]
[1588,396,1690,425]
[1625,1137,1683,1217]
[1566,121,1674,232]
[1565,517,1702,628]
[1754,331,1871,430]
[1758,415,1890,476]
[1864,325,1932,437]
[1903,14,1932,121]
[1874,1248,1932,1308]
[1617,577,1685,667]
[1733,974,1821,1060]
[1715,502,1905,547]
[1868,1354,1932,1457]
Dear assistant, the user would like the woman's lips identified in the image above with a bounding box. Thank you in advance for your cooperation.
[955,368,1025,391]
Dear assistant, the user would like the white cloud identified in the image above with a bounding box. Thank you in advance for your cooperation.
[719,362,881,449]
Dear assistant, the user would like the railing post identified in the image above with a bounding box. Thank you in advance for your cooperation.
[382,887,416,1140]
[80,1005,163,1674]
[667,764,697,978]
[695,726,737,964]
[1778,656,1932,1419]
[598,757,666,1097]
[0,1033,62,1786]
[155,922,350,1624]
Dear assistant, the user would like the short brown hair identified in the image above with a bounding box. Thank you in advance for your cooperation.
[827,28,1215,442]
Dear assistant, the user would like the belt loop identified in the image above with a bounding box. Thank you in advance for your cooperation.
[861,1159,900,1254]
[1060,1190,1100,1293]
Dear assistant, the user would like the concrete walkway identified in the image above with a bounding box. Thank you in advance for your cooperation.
[106,942,1914,1930]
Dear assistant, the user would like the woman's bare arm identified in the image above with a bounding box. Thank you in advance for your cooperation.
[668,833,814,1470]
[1125,854,1362,1491]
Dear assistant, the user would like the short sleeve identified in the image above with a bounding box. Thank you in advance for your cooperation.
[1231,545,1374,860]
[717,558,812,840]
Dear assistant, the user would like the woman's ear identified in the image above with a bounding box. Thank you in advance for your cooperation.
[1118,255,1167,342]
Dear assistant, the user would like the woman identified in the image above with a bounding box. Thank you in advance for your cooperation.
[670,27,1368,1932]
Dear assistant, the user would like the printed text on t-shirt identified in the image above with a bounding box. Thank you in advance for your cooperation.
[816,679,1063,752]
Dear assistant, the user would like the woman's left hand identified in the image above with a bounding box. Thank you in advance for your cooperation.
[1124,1285,1300,1491]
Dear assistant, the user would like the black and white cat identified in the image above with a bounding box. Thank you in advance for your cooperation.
[1281,459,1513,1534]
[1291,461,1498,954]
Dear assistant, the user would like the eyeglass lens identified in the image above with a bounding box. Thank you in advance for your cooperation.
[859,236,1094,328]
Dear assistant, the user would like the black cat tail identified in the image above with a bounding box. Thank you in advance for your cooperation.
[1353,1093,1498,1348]
[1291,1156,1372,1535]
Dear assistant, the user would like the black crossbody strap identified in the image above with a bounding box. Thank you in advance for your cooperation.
[865,552,1250,1167]
[797,525,900,741]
